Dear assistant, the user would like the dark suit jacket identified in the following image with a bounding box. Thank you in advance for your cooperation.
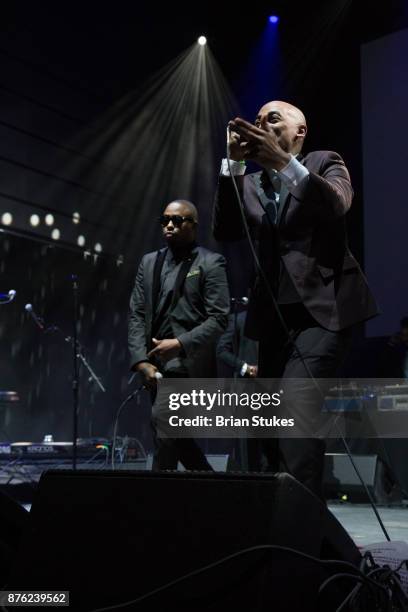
[217,311,258,375]
[213,150,379,337]
[128,245,230,378]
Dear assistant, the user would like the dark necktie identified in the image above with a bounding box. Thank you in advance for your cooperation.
[261,172,280,225]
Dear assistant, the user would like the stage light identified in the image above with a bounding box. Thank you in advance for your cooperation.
[1,212,13,226]
[30,214,40,227]
[72,212,80,224]
[94,243,102,253]
[269,15,279,24]
[51,228,60,240]
[45,214,54,226]
[77,235,86,247]
[70,39,238,263]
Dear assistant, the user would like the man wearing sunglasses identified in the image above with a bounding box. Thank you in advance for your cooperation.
[129,199,230,470]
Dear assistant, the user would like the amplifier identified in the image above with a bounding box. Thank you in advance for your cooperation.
[323,453,402,504]
[377,395,408,411]
[123,453,237,471]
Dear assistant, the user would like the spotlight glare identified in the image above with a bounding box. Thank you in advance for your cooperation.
[30,214,40,227]
[269,15,279,24]
[72,211,80,224]
[77,235,86,247]
[94,243,102,253]
[45,214,54,226]
[197,36,207,46]
[1,212,13,226]
[51,228,61,240]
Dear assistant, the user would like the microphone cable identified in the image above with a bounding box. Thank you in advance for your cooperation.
[111,385,144,470]
[111,371,162,469]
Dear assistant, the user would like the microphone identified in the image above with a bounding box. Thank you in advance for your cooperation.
[128,370,163,385]
[25,303,45,330]
[231,296,249,305]
[0,289,16,302]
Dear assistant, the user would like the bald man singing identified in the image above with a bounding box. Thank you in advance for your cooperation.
[213,101,378,499]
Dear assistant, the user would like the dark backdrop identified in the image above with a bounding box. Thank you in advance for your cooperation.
[1,1,407,442]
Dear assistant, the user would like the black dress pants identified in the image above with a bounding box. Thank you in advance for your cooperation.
[150,372,213,471]
[257,304,353,500]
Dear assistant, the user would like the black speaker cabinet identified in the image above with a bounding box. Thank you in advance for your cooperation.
[0,489,28,581]
[8,470,360,611]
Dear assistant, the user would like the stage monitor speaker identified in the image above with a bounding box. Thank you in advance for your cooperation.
[144,452,237,471]
[204,453,238,471]
[8,470,360,611]
[324,453,403,503]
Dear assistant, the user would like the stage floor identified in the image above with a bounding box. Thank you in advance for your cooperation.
[329,502,408,545]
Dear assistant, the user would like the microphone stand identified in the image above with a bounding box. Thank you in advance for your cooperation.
[69,275,108,466]
[44,324,106,444]
[76,353,105,393]
[77,350,106,438]
[26,294,105,464]
[71,274,80,470]
[230,298,249,471]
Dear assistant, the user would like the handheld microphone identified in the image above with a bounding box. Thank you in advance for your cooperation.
[231,296,249,305]
[128,370,163,386]
[227,125,232,151]
[25,303,45,330]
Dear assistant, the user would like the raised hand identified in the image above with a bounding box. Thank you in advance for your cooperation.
[229,116,291,171]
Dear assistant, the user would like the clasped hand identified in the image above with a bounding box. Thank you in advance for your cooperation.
[228,116,290,171]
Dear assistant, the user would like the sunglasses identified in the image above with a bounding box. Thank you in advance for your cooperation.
[159,214,195,227]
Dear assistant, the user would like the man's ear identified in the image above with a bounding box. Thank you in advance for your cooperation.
[296,124,307,140]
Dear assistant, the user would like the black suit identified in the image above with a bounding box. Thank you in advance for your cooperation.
[213,151,379,498]
[128,244,230,469]
[213,151,378,335]
[216,311,258,376]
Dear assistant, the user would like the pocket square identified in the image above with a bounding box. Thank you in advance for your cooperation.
[186,269,200,278]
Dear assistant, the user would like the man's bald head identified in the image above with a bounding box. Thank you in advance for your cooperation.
[261,100,306,125]
[255,100,307,155]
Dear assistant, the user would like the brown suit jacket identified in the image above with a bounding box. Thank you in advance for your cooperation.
[213,150,379,337]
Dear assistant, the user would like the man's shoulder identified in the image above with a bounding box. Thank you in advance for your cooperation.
[302,150,345,166]
[140,248,165,263]
[195,246,226,264]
